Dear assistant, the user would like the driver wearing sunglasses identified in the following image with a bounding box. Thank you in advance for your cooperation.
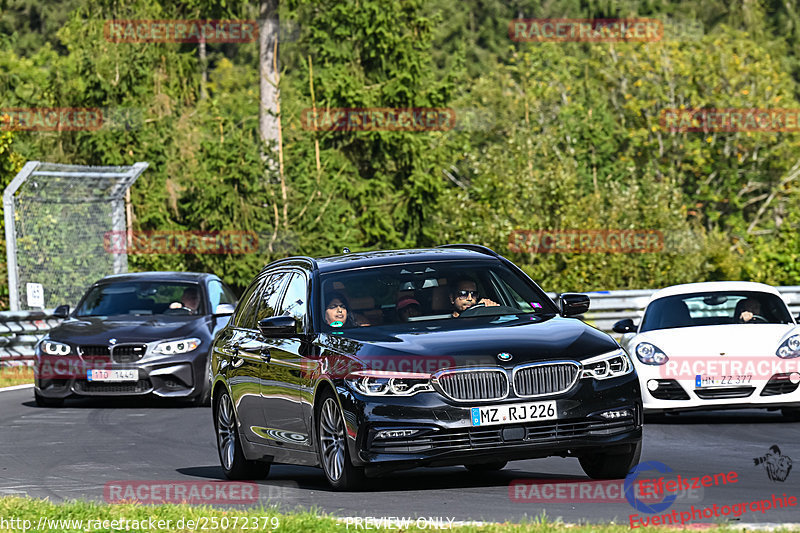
[450,277,498,317]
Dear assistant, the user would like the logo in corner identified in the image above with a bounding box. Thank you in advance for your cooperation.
[497,352,513,362]
[754,445,793,482]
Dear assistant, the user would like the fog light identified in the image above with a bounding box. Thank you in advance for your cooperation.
[599,409,632,419]
[375,429,418,439]
[790,372,800,385]
[647,380,659,391]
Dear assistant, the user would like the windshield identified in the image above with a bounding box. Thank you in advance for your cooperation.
[639,291,793,332]
[318,260,556,331]
[75,281,204,316]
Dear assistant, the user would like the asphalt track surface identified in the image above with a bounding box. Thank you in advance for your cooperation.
[1,386,798,525]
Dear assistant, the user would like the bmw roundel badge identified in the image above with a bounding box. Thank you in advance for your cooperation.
[497,352,513,362]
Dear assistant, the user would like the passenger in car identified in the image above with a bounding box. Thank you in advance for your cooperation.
[397,297,422,322]
[450,277,498,317]
[324,292,354,328]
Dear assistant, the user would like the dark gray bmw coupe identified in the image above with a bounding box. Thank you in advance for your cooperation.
[34,271,237,407]
[211,245,643,490]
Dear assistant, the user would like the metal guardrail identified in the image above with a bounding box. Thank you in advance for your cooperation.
[0,309,63,365]
[2,286,800,365]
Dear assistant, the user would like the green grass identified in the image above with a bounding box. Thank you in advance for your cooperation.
[0,366,33,388]
[2,496,796,532]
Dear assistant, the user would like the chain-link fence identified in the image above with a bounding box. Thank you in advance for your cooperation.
[3,161,148,311]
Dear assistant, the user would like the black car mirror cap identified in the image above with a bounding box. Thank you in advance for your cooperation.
[214,303,236,316]
[559,293,590,317]
[258,315,299,337]
[53,305,70,319]
[612,318,636,333]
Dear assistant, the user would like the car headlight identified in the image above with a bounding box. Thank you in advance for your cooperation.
[40,341,71,356]
[634,342,669,365]
[581,349,633,379]
[345,371,433,396]
[153,338,201,355]
[776,335,800,359]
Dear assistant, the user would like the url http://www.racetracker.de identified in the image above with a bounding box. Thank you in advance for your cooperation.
[629,493,797,528]
[0,515,281,532]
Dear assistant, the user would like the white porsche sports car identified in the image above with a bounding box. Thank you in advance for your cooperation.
[613,281,800,419]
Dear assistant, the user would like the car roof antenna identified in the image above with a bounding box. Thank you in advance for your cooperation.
[342,247,351,254]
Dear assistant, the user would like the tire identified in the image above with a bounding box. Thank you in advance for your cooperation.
[316,390,366,491]
[34,391,64,408]
[579,440,642,479]
[191,355,212,407]
[465,461,507,472]
[782,407,800,421]
[214,391,270,480]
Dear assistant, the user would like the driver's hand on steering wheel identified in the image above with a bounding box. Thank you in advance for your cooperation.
[477,298,499,307]
[740,311,755,322]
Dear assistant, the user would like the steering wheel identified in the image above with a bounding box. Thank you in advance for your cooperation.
[749,314,769,323]
[458,303,519,317]
[163,307,193,315]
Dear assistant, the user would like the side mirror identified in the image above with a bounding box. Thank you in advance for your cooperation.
[53,305,70,319]
[612,318,636,334]
[559,293,590,317]
[214,303,236,316]
[258,316,298,337]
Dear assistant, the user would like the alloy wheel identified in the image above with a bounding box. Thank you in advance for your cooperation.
[319,397,346,481]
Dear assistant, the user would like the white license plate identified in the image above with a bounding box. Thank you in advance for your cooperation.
[87,369,138,382]
[695,374,752,387]
[471,400,557,427]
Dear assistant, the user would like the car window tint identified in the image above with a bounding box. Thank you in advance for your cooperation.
[640,291,793,332]
[318,260,557,329]
[279,273,308,321]
[221,283,237,305]
[208,280,236,311]
[75,282,200,316]
[255,272,290,325]
[233,275,267,328]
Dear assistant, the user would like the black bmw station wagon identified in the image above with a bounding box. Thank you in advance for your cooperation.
[211,245,642,490]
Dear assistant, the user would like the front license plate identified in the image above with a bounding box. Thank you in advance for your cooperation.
[471,400,557,427]
[695,374,752,387]
[87,369,138,382]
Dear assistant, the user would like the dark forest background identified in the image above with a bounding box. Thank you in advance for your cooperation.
[2,0,800,303]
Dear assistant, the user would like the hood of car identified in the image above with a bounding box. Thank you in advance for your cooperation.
[48,315,211,345]
[321,315,618,368]
[627,323,799,357]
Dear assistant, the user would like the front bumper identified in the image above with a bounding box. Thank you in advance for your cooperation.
[34,352,205,400]
[636,365,800,412]
[338,372,642,474]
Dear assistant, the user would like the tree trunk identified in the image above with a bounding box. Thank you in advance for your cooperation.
[199,37,208,100]
[259,0,280,158]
